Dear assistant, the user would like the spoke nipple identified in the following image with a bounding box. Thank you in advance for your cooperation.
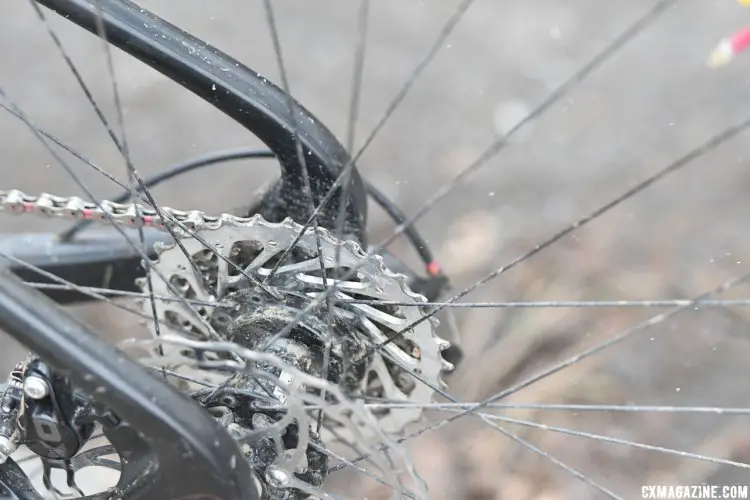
[23,375,49,400]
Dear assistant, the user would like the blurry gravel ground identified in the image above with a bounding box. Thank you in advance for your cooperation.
[3,0,750,498]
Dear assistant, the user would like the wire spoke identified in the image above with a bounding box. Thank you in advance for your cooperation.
[37,0,277,307]
[0,89,224,340]
[0,127,430,293]
[372,0,680,257]
[321,0,370,434]
[35,284,750,311]
[334,0,370,261]
[99,2,250,318]
[336,269,750,472]
[33,2,158,316]
[60,148,274,240]
[260,0,338,435]
[330,329,621,496]
[23,282,218,307]
[309,442,418,500]
[29,268,454,426]
[329,349,623,498]
[262,0,477,281]
[0,126,285,299]
[37,0,167,348]
[256,0,683,352]
[2,263,205,346]
[3,253,213,340]
[341,298,750,309]
[34,138,435,268]
[347,0,474,163]
[0,117,431,277]
[345,0,370,155]
[94,0,164,348]
[429,270,750,421]
[4,104,277,300]
[479,420,623,499]
[472,411,750,471]
[0,102,128,192]
[268,0,678,289]
[29,1,132,171]
[360,401,750,415]
[330,0,371,296]
[374,110,750,353]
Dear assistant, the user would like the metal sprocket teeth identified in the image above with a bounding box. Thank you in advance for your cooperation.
[0,187,454,401]
[137,213,452,436]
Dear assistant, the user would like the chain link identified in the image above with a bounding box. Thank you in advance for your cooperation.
[0,189,225,232]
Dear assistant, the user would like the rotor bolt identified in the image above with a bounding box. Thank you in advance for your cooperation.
[265,467,291,487]
[23,375,49,400]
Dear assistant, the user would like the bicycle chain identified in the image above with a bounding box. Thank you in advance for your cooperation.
[0,187,453,403]
[0,189,223,231]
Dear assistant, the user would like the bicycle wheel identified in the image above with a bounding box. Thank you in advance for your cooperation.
[2,0,750,498]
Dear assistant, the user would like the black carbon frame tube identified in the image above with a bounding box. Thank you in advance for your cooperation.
[0,266,260,500]
[34,0,368,243]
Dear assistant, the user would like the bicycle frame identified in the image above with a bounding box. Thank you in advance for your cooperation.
[0,0,370,497]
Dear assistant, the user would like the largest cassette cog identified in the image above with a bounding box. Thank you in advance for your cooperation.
[138,214,452,437]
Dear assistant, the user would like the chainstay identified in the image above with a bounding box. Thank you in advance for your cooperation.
[0,189,225,231]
